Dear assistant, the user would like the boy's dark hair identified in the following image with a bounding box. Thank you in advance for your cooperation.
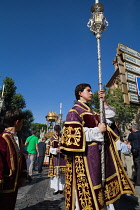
[3,110,24,127]
[75,83,91,100]
[54,125,61,132]
[32,130,37,135]
[42,137,46,141]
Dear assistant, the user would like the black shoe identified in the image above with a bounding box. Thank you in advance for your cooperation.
[53,191,59,195]
[59,190,63,194]
[134,183,140,186]
[27,175,32,182]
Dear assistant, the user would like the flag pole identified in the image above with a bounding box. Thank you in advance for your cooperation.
[87,1,108,187]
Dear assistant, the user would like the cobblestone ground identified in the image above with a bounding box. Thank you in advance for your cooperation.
[15,167,65,210]
[15,167,140,210]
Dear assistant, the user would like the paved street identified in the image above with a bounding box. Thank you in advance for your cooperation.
[15,167,140,210]
[15,166,65,210]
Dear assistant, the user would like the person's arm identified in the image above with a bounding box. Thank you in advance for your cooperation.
[35,136,39,155]
[43,143,46,155]
[50,147,60,155]
[84,90,107,143]
[25,136,30,146]
[128,133,133,142]
[36,143,39,156]
[25,141,28,146]
[83,124,106,142]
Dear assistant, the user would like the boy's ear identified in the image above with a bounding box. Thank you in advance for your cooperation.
[15,120,20,127]
[14,120,18,126]
[79,91,82,96]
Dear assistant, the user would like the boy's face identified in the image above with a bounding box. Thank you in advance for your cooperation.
[56,130,60,135]
[79,86,92,102]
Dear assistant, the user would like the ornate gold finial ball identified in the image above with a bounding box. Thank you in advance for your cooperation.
[45,111,58,122]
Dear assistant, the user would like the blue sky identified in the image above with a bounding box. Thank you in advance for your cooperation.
[0,0,140,124]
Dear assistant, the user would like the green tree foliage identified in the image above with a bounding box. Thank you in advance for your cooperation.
[105,88,138,132]
[91,82,139,134]
[20,110,34,143]
[1,77,26,111]
[11,94,26,110]
[90,90,99,112]
[90,85,108,111]
[0,77,34,141]
[30,123,47,138]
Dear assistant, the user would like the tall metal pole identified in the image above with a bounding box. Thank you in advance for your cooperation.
[59,103,63,129]
[87,1,108,187]
[0,84,5,114]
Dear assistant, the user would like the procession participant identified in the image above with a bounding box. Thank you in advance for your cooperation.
[47,125,66,194]
[43,138,50,166]
[0,110,27,210]
[60,83,135,210]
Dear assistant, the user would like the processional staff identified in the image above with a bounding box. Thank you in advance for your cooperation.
[87,0,108,187]
[56,130,62,191]
[0,84,5,114]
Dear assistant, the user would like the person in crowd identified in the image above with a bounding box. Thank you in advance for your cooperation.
[120,139,130,171]
[128,124,140,186]
[38,137,46,177]
[25,130,39,181]
[60,83,135,210]
[0,110,27,210]
[123,140,135,180]
[47,125,66,194]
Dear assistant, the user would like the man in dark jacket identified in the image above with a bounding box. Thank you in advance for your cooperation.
[38,137,46,176]
[128,124,140,185]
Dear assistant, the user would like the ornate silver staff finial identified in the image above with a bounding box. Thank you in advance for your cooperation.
[87,1,108,188]
[87,3,108,39]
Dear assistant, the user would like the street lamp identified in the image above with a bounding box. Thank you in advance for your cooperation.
[87,1,108,187]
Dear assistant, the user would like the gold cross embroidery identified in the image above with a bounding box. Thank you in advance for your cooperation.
[62,126,81,146]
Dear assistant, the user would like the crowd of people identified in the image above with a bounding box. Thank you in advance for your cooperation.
[0,83,140,210]
[115,125,140,185]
